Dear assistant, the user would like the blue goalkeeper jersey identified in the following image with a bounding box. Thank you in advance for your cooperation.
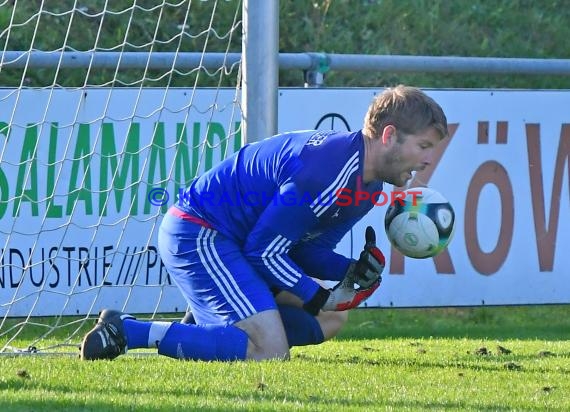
[175,130,384,300]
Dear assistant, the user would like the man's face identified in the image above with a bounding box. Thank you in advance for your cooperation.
[381,127,442,187]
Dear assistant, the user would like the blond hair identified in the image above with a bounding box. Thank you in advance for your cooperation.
[363,85,448,140]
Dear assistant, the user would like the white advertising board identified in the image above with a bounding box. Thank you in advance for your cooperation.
[0,88,568,316]
[0,89,242,316]
[279,89,570,308]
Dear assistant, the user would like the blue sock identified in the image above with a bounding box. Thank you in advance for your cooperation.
[278,305,324,347]
[123,318,152,349]
[124,318,174,349]
[157,322,248,361]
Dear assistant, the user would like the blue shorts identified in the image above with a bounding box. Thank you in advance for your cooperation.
[158,208,277,326]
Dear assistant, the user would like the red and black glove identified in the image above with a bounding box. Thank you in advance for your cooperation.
[347,225,385,288]
[303,226,385,314]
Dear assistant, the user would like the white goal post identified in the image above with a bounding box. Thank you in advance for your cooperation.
[0,0,278,354]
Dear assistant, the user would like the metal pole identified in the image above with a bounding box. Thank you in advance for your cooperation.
[241,0,279,144]
[0,51,241,70]
[4,51,570,76]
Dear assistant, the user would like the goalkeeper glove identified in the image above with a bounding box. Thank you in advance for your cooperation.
[303,279,381,315]
[323,276,381,311]
[346,226,385,288]
[302,227,384,315]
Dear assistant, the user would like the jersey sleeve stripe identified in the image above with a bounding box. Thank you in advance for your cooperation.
[314,164,358,217]
[273,236,307,281]
[311,151,358,209]
[311,151,359,216]
[261,235,303,287]
[313,162,358,218]
[312,164,359,218]
[261,236,296,287]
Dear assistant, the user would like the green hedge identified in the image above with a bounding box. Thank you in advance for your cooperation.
[1,0,569,88]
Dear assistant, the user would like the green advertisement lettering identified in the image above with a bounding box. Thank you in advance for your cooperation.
[13,124,39,217]
[99,123,140,216]
[46,123,63,218]
[66,124,93,216]
[0,122,10,219]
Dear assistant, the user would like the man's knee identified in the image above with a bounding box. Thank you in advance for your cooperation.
[235,309,290,360]
[245,336,290,361]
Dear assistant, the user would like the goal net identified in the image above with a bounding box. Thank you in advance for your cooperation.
[0,0,244,354]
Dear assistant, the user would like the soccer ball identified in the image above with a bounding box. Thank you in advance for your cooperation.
[384,187,455,259]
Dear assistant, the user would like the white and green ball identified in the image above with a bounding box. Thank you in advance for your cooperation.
[384,187,455,259]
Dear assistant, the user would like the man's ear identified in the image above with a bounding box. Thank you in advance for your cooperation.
[381,125,397,144]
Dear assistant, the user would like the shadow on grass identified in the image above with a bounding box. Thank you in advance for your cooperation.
[0,370,380,411]
[0,362,538,412]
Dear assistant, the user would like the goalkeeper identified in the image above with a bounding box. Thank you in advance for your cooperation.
[81,85,448,361]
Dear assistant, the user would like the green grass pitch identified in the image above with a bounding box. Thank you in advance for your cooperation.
[1,305,569,411]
